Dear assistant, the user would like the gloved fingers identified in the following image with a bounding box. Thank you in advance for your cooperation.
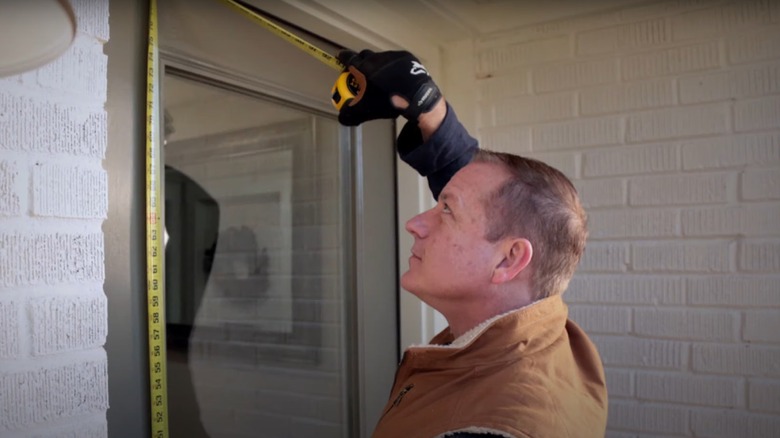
[346,66,367,106]
[337,50,359,67]
[337,49,377,68]
[338,89,399,126]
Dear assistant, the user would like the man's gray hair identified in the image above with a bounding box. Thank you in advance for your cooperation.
[472,149,588,299]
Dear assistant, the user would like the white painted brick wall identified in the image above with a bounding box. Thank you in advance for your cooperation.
[632,240,733,272]
[634,308,739,341]
[636,372,744,408]
[462,0,780,434]
[569,305,631,334]
[629,172,733,206]
[0,0,109,436]
[681,132,780,170]
[588,208,678,239]
[583,142,679,177]
[607,401,689,435]
[692,409,780,438]
[748,379,780,413]
[742,168,780,200]
[739,240,780,272]
[604,368,633,398]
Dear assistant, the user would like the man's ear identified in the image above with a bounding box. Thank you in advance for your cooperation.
[491,238,532,284]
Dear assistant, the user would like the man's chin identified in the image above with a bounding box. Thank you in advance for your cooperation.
[400,272,420,294]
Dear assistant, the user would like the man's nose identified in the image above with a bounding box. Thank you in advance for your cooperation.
[405,210,430,239]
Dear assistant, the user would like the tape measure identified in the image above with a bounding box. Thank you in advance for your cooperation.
[145,0,169,437]
[145,1,357,435]
[218,0,359,110]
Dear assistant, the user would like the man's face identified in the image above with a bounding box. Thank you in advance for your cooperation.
[401,162,509,302]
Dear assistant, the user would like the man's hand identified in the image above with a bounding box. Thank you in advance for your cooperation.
[337,49,442,126]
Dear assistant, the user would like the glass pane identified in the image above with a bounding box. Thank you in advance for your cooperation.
[163,73,348,437]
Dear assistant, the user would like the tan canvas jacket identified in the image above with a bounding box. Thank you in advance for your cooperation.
[372,295,608,438]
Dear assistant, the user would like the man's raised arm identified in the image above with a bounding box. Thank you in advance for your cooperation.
[336,49,478,199]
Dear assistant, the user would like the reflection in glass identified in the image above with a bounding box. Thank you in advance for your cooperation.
[163,73,347,437]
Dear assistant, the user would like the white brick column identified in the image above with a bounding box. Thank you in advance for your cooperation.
[0,1,110,437]
[443,0,780,436]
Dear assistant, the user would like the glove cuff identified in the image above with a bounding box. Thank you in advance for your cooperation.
[402,82,442,121]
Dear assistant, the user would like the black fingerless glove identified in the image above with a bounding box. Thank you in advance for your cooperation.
[337,49,442,126]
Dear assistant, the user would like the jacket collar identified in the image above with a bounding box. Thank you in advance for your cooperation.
[403,295,568,369]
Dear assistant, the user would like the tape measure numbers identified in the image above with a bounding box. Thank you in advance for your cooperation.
[218,0,359,110]
[145,0,168,437]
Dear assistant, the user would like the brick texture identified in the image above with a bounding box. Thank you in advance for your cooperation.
[749,380,780,413]
[30,293,108,356]
[580,78,674,115]
[567,275,685,305]
[691,409,780,438]
[605,368,633,398]
[588,209,678,239]
[687,275,780,307]
[592,336,688,370]
[607,401,688,434]
[636,372,743,407]
[71,0,110,41]
[621,41,720,81]
[693,344,780,377]
[574,178,626,208]
[743,311,780,343]
[727,27,780,65]
[671,0,774,41]
[26,420,107,438]
[477,36,570,76]
[0,1,109,434]
[493,92,574,125]
[32,164,108,218]
[569,305,631,334]
[532,59,618,93]
[0,160,20,216]
[626,104,729,142]
[679,63,780,104]
[0,360,109,431]
[583,142,679,177]
[742,168,780,200]
[632,240,732,272]
[465,2,780,437]
[526,151,578,178]
[739,240,780,272]
[477,72,529,102]
[634,309,738,341]
[734,96,780,132]
[682,204,780,237]
[0,93,107,157]
[533,117,623,151]
[682,132,780,170]
[577,18,671,55]
[35,37,108,102]
[0,299,19,359]
[0,233,105,287]
[629,172,732,206]
[578,243,628,272]
[479,126,532,153]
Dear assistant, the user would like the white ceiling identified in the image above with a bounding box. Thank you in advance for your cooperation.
[299,0,652,45]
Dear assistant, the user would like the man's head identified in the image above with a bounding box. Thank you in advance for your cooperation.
[472,149,587,300]
[401,149,587,310]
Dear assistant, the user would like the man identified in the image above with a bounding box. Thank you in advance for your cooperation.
[338,50,608,438]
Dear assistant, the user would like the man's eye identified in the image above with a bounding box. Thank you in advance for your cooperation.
[442,203,452,213]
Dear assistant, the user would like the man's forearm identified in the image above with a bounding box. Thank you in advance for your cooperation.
[416,98,447,142]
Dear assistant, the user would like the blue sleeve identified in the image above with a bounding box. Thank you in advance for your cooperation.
[396,102,478,200]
